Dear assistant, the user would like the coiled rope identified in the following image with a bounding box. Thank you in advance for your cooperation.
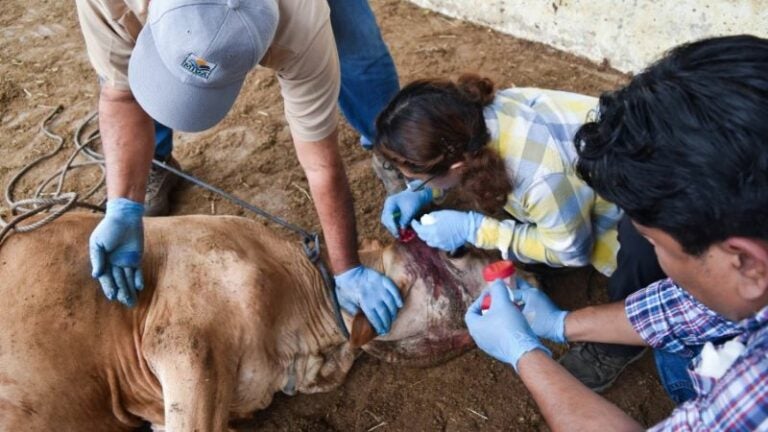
[0,106,105,243]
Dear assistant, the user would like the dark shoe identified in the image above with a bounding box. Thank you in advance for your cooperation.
[558,343,647,392]
[371,153,406,196]
[144,156,180,216]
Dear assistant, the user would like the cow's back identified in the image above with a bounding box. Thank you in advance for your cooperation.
[0,213,316,430]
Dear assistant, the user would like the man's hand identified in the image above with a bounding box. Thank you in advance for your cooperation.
[465,280,550,371]
[513,279,569,343]
[334,266,403,335]
[89,198,145,307]
[411,210,484,251]
[380,183,432,238]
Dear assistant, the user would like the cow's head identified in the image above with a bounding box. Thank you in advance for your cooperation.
[347,236,494,367]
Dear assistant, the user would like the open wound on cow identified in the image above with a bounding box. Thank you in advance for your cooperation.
[398,227,416,243]
[401,237,465,303]
[350,235,464,348]
[364,234,482,365]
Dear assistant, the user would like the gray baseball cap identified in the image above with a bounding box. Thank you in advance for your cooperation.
[129,0,279,132]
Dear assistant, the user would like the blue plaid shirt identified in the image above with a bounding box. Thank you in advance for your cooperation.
[626,279,768,431]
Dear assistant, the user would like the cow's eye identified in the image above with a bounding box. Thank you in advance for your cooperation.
[444,246,468,259]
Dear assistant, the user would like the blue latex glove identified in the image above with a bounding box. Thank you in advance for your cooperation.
[89,198,145,307]
[334,266,404,335]
[411,210,484,251]
[512,278,569,344]
[465,280,551,371]
[380,182,433,238]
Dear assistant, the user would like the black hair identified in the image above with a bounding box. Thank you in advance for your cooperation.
[575,35,768,255]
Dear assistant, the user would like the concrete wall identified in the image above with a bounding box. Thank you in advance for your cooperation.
[407,0,768,72]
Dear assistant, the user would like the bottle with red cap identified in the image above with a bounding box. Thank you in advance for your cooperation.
[480,260,517,315]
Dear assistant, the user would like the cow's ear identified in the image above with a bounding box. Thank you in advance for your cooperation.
[350,312,377,348]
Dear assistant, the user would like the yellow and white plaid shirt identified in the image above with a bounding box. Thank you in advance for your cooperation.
[474,88,622,276]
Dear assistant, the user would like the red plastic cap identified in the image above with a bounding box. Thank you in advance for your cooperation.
[398,227,416,243]
[483,260,516,282]
[481,294,492,311]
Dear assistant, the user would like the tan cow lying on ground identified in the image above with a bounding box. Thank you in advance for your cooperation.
[0,213,492,431]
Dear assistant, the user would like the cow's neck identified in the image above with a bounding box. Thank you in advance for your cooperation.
[283,247,385,395]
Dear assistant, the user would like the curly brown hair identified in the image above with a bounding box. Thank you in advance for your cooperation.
[374,74,511,214]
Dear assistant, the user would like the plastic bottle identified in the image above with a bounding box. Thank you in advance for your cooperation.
[480,260,516,315]
[420,213,436,225]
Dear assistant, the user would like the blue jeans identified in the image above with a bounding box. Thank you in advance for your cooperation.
[653,347,701,405]
[154,121,173,159]
[329,0,399,147]
[153,1,399,155]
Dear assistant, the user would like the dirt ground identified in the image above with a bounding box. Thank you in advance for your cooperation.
[1,0,675,430]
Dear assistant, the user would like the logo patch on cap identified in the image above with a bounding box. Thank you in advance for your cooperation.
[181,54,217,79]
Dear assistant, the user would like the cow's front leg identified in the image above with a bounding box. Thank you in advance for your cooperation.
[144,326,237,432]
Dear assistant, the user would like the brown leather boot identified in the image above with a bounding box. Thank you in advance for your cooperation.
[144,156,181,216]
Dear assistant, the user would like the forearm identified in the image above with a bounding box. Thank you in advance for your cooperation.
[293,129,359,273]
[479,175,598,266]
[98,86,155,202]
[565,301,647,345]
[518,350,643,432]
[476,218,590,268]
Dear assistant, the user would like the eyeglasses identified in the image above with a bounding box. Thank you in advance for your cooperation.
[381,158,439,192]
[407,173,440,192]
